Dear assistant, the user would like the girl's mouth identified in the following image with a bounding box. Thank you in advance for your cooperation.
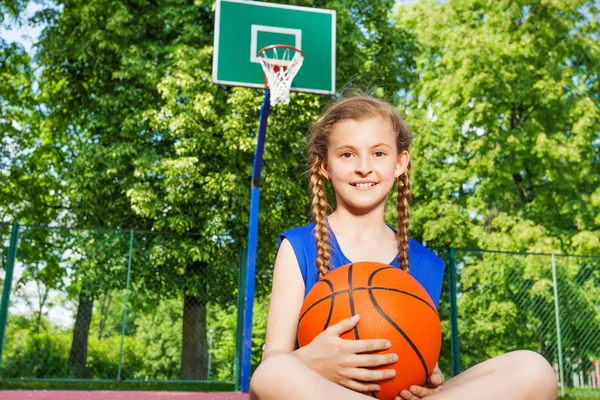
[351,182,377,189]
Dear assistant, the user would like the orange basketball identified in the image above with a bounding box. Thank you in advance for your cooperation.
[297,262,442,400]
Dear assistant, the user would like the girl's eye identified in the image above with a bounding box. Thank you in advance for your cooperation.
[374,151,386,157]
[341,152,353,158]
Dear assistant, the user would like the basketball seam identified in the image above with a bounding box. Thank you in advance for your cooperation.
[298,287,437,324]
[297,289,350,323]
[367,266,394,286]
[347,263,360,340]
[322,279,335,331]
[368,288,431,384]
[369,287,437,314]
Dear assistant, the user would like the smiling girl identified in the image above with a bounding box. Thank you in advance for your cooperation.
[249,96,558,400]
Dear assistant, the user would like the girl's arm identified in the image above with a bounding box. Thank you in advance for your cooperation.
[262,238,305,361]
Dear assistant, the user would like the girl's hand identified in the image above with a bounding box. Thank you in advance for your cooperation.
[394,364,444,399]
[294,314,398,393]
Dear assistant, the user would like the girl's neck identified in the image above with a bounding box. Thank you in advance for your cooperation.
[328,208,389,242]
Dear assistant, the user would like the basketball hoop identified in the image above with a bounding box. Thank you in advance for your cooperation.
[257,44,304,106]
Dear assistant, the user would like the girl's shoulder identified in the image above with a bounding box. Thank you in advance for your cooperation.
[278,223,318,291]
[279,222,316,244]
[280,222,315,237]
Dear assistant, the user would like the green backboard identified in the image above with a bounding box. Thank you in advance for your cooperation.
[213,0,336,94]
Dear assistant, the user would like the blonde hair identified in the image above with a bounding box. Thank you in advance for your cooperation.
[306,96,412,279]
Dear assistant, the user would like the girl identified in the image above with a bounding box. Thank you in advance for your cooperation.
[250,96,558,400]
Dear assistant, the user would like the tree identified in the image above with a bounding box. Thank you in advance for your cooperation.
[33,0,417,378]
[398,0,600,251]
[0,0,28,23]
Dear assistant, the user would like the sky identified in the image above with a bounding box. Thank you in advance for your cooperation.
[0,2,45,54]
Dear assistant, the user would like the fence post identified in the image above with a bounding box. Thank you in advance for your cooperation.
[0,223,19,370]
[551,255,565,396]
[117,229,134,382]
[448,247,461,376]
[234,247,247,392]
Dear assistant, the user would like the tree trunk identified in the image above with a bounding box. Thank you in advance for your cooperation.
[68,289,94,377]
[97,293,112,339]
[34,283,48,334]
[181,262,208,380]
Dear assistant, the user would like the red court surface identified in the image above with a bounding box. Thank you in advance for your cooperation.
[1,391,250,400]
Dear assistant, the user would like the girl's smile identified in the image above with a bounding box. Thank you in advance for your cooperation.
[350,181,378,190]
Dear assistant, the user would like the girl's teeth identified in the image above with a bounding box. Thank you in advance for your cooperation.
[356,183,373,188]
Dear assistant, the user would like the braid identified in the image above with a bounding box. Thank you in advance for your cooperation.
[397,162,411,272]
[310,159,331,279]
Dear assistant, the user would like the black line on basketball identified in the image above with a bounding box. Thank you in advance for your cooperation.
[322,279,335,331]
[297,289,350,323]
[369,287,437,314]
[366,267,438,314]
[367,266,394,286]
[347,263,359,339]
[368,288,430,384]
[298,284,438,324]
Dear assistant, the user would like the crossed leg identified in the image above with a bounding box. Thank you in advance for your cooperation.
[250,350,558,400]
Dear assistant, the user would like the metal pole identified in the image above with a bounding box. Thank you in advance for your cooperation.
[117,229,134,382]
[0,223,19,369]
[551,254,565,396]
[448,247,461,376]
[241,90,271,393]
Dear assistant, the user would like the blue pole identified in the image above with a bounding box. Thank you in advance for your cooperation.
[241,90,271,393]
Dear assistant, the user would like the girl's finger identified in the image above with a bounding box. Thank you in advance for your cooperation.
[345,352,397,367]
[326,315,360,336]
[428,371,444,386]
[409,385,429,397]
[343,366,396,382]
[400,390,420,400]
[345,338,392,354]
[343,379,380,393]
[400,389,419,400]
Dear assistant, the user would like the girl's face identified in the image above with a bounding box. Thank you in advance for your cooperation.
[321,117,409,213]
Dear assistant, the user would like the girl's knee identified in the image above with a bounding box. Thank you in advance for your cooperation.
[250,355,302,399]
[512,350,558,397]
[250,357,278,399]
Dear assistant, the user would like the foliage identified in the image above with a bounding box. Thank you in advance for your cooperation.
[132,299,184,380]
[397,0,600,252]
[0,314,148,379]
[1,0,600,388]
[0,303,243,381]
[0,0,28,23]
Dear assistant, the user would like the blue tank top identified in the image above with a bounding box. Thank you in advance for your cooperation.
[279,223,445,308]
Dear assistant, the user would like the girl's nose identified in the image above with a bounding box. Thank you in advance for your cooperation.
[355,156,373,175]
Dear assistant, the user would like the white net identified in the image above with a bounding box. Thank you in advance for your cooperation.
[258,46,304,106]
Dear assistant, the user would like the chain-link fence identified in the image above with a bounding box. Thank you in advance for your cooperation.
[0,223,243,387]
[436,248,600,398]
[1,222,600,397]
